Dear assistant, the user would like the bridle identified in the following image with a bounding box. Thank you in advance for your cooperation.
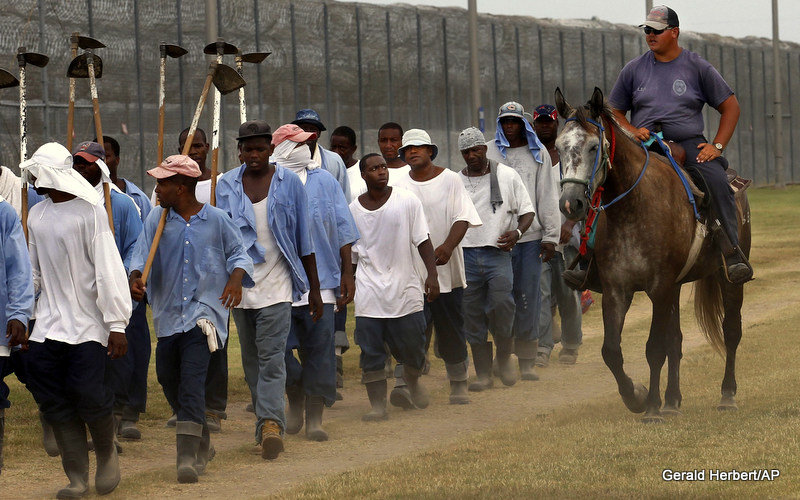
[560,114,650,213]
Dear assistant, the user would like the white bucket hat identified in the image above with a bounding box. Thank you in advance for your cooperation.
[21,143,101,205]
[398,129,438,161]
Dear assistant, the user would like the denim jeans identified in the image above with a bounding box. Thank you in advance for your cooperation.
[108,300,151,421]
[27,339,113,424]
[334,305,350,353]
[511,239,544,342]
[462,246,515,345]
[538,247,583,354]
[285,304,336,406]
[232,302,291,443]
[155,327,210,425]
[356,311,427,378]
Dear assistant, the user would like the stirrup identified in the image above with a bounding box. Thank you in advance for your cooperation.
[722,248,754,285]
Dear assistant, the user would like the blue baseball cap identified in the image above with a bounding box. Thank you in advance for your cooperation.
[292,109,326,132]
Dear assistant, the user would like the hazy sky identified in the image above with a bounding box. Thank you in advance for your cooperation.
[351,1,800,44]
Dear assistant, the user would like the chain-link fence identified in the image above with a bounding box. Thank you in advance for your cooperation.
[1,0,796,191]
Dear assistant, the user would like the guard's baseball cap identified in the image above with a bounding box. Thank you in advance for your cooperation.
[533,104,558,122]
[640,5,679,30]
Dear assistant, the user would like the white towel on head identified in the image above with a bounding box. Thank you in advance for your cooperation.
[0,166,22,217]
[20,143,101,205]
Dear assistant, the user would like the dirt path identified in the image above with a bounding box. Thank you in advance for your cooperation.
[6,283,736,499]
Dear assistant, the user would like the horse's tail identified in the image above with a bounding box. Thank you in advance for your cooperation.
[694,273,725,355]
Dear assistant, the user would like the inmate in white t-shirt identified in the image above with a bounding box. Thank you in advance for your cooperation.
[347,163,411,202]
[394,168,482,293]
[349,187,430,318]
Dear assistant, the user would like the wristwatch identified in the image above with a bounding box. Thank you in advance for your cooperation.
[714,142,724,152]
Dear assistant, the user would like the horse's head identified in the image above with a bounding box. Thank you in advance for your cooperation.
[554,87,610,222]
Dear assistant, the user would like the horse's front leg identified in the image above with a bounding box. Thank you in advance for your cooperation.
[601,288,646,413]
[718,278,743,410]
[643,286,682,423]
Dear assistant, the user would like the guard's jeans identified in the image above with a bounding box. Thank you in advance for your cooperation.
[232,303,291,444]
[538,247,583,354]
[677,136,739,246]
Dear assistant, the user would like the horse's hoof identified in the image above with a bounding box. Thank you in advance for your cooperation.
[661,405,682,416]
[641,413,665,424]
[717,395,738,411]
[622,383,648,414]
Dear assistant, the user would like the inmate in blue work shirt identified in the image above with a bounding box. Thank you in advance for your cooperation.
[129,203,254,345]
[608,49,734,142]
[122,178,153,222]
[0,200,34,350]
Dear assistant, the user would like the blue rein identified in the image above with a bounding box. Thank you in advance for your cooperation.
[562,116,650,213]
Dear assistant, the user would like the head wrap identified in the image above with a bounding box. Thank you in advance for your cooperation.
[21,143,101,205]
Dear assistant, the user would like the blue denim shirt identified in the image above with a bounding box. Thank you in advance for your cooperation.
[216,163,314,302]
[29,187,142,272]
[0,200,34,349]
[297,167,359,290]
[319,147,351,202]
[129,204,255,344]
[122,178,153,222]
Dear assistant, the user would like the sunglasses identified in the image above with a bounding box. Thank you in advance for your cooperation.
[643,26,672,35]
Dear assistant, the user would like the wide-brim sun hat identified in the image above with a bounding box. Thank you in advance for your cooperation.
[398,128,438,161]
[21,142,101,205]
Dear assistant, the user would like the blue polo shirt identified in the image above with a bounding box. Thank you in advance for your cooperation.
[216,163,315,302]
[129,204,255,344]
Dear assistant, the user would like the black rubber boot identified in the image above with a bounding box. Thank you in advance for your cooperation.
[176,421,202,484]
[389,364,414,409]
[494,336,519,386]
[403,365,430,409]
[516,339,540,381]
[51,418,89,499]
[445,362,470,405]
[86,414,120,495]
[195,423,214,475]
[305,395,329,442]
[285,385,305,435]
[40,410,60,457]
[468,342,494,392]
[362,379,389,421]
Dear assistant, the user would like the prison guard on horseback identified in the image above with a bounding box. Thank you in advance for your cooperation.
[563,4,753,289]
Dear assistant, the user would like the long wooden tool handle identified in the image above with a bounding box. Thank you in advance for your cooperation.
[67,38,78,151]
[157,56,166,164]
[143,64,216,285]
[210,148,219,206]
[21,183,28,242]
[141,209,168,286]
[87,56,113,236]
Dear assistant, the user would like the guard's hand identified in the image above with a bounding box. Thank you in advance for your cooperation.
[434,244,454,266]
[560,220,577,245]
[497,230,519,252]
[696,143,721,163]
[425,274,440,302]
[6,319,28,351]
[633,127,651,142]
[540,242,556,263]
[308,288,324,323]
[107,331,127,359]
[130,273,146,302]
[220,279,243,309]
[337,272,355,310]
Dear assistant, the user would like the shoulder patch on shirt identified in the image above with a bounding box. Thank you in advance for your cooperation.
[672,79,687,96]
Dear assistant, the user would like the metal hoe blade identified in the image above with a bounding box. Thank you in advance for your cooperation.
[17,48,49,68]
[241,52,271,64]
[212,64,246,95]
[162,43,188,59]
[0,69,20,88]
[73,34,106,50]
[67,53,103,79]
[204,39,238,55]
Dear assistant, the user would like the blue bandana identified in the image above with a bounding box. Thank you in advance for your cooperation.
[493,116,545,163]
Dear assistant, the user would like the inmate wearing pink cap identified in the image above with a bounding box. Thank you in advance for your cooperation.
[147,154,202,179]
[271,124,318,146]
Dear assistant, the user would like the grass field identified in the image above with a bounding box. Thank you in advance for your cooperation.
[1,185,798,498]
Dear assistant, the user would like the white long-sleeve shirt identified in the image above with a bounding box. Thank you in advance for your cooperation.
[28,197,131,346]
